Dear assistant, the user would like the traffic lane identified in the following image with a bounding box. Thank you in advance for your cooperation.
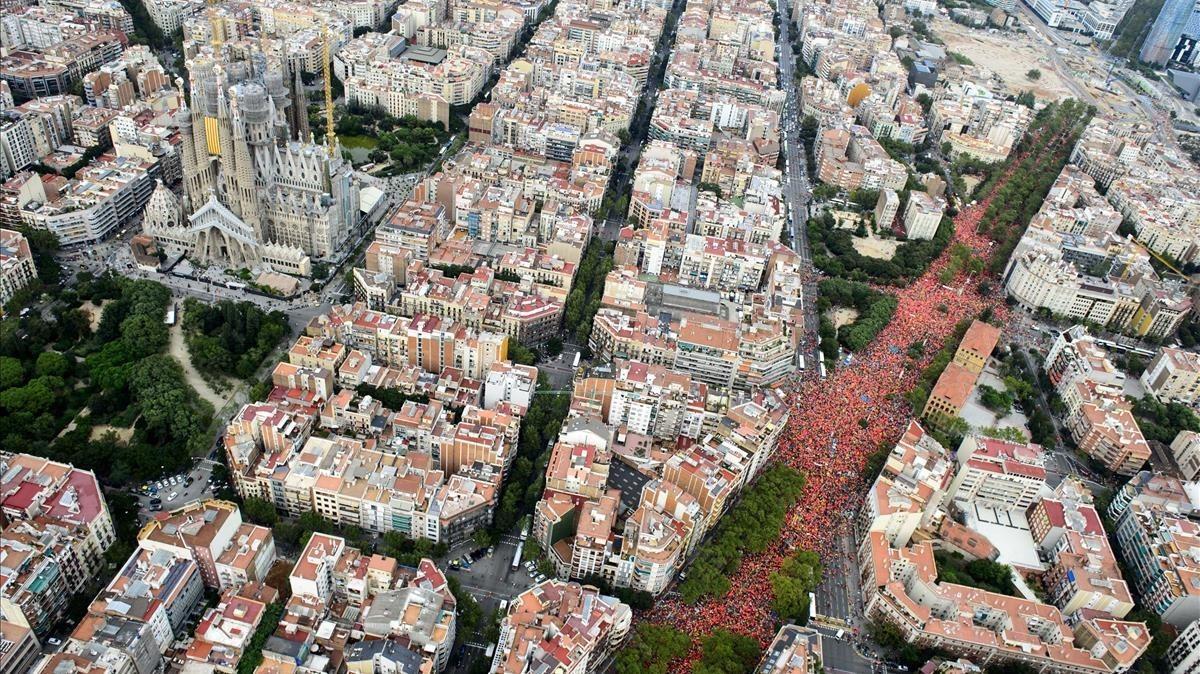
[818,630,874,674]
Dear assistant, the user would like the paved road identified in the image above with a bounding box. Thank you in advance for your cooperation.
[814,625,875,674]
[774,0,821,360]
[443,535,543,673]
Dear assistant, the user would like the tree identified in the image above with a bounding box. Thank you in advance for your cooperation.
[1026,69,1041,80]
[242,497,280,526]
[473,528,493,548]
[695,630,761,674]
[978,384,1014,416]
[771,549,823,622]
[120,314,169,358]
[616,623,692,674]
[0,357,24,389]
[0,377,57,415]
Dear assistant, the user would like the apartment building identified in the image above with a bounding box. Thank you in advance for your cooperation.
[1028,479,1134,619]
[1111,495,1200,627]
[1171,431,1200,481]
[0,621,40,674]
[1168,618,1200,674]
[185,582,280,673]
[87,547,206,652]
[361,559,457,671]
[948,435,1048,510]
[1045,327,1150,476]
[12,154,155,245]
[758,625,824,674]
[137,500,276,591]
[1004,163,1193,340]
[815,124,907,191]
[903,191,945,241]
[491,580,631,674]
[858,420,954,548]
[0,453,116,637]
[860,531,1150,674]
[928,91,1030,163]
[1141,346,1200,405]
[606,359,709,441]
[0,31,125,101]
[0,227,37,304]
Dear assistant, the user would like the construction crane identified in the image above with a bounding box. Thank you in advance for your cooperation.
[322,24,337,158]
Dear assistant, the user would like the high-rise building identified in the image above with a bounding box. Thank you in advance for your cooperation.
[1140,0,1199,65]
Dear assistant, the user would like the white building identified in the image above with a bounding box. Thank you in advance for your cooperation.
[875,189,899,229]
[1141,346,1200,406]
[947,435,1048,510]
[0,228,38,304]
[1169,618,1200,674]
[902,191,945,241]
[15,155,154,245]
[289,533,344,604]
[482,361,537,411]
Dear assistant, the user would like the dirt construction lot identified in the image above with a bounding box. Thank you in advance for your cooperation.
[934,18,1073,100]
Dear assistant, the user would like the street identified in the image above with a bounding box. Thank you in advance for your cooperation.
[774,0,822,365]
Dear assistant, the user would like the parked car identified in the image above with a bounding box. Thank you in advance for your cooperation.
[168,491,178,500]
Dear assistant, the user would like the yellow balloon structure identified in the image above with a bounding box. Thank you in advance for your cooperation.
[847,82,871,108]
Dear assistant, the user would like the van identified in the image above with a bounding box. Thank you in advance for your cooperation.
[835,629,845,640]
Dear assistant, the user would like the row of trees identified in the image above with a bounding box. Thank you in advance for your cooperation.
[355,385,430,411]
[678,465,807,604]
[236,602,285,674]
[817,278,899,356]
[563,239,615,345]
[995,346,1057,449]
[489,383,571,536]
[906,319,972,424]
[975,100,1094,273]
[694,630,763,674]
[807,212,955,285]
[615,623,692,674]
[182,298,290,380]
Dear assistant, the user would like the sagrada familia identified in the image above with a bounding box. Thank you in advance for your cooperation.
[144,50,360,277]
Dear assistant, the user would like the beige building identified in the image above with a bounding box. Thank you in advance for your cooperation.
[1141,346,1200,406]
[0,227,37,304]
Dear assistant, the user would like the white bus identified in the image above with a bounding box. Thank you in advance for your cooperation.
[572,351,581,368]
[818,359,827,380]
[511,541,524,570]
[808,592,817,621]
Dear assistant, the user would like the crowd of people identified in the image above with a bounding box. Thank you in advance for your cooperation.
[648,179,1015,659]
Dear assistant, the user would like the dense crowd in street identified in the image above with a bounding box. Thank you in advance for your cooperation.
[649,181,1014,659]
